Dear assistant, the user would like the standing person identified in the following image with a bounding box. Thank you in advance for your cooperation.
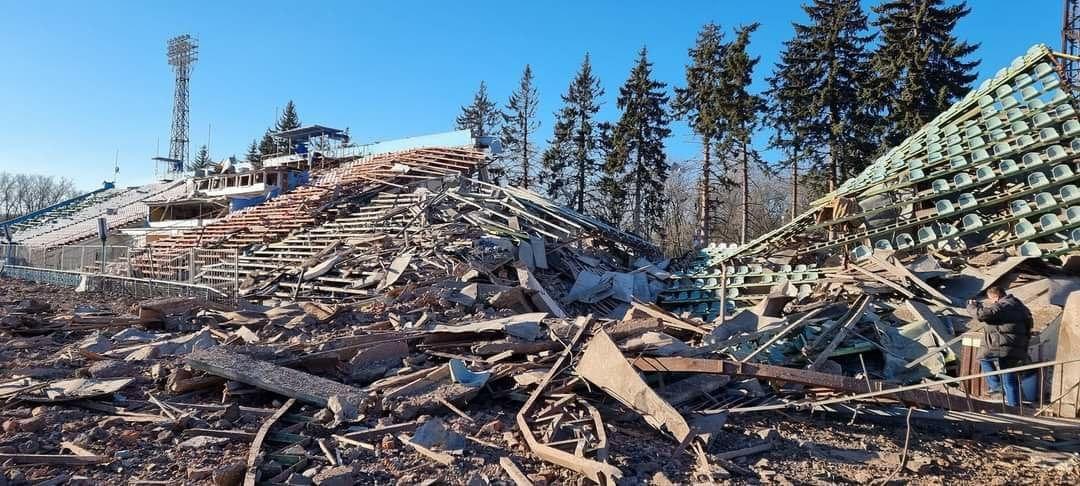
[967,285,1036,406]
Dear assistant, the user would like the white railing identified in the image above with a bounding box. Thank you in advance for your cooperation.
[1,243,130,275]
[2,242,239,298]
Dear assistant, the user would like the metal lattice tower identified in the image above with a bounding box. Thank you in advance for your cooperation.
[1064,0,1080,90]
[166,34,198,165]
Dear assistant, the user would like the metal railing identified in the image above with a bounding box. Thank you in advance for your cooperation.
[127,246,239,297]
[2,242,240,298]
[1,243,130,275]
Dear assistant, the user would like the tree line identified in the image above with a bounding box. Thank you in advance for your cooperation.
[455,0,979,255]
[0,172,80,221]
[187,100,303,172]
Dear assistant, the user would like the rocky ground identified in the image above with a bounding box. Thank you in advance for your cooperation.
[1,278,1079,485]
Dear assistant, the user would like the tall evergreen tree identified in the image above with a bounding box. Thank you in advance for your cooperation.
[245,139,262,170]
[595,122,627,227]
[258,130,277,157]
[674,23,729,244]
[767,36,817,219]
[276,100,302,132]
[501,66,540,189]
[606,47,673,235]
[717,23,766,245]
[456,81,500,138]
[274,101,302,153]
[771,0,876,193]
[188,145,212,172]
[869,0,980,147]
[539,54,605,213]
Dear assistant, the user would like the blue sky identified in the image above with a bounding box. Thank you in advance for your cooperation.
[0,0,1062,190]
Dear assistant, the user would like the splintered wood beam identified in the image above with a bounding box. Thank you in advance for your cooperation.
[514,317,623,483]
[740,307,828,363]
[186,347,365,407]
[0,453,108,465]
[244,398,295,486]
[632,356,1014,414]
[808,296,871,371]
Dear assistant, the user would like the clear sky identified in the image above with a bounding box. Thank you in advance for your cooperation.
[0,0,1063,191]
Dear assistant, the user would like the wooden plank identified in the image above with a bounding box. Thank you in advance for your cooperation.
[243,398,295,486]
[848,263,916,298]
[740,307,828,363]
[499,456,534,486]
[342,420,421,440]
[808,296,870,371]
[0,453,108,465]
[715,442,773,461]
[181,428,257,441]
[632,356,1013,413]
[398,433,454,465]
[870,254,954,305]
[576,331,691,442]
[515,263,567,318]
[186,347,365,407]
[514,317,623,483]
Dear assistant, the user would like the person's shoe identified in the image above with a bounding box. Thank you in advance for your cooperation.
[987,390,1003,400]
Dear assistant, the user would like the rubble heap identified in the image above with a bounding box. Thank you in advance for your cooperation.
[3,274,1080,484]
[3,44,1080,485]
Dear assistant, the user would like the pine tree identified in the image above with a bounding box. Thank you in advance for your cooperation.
[595,122,627,227]
[539,54,605,213]
[767,37,817,219]
[606,47,672,235]
[245,139,262,170]
[456,81,501,138]
[869,0,980,147]
[188,145,212,172]
[501,66,540,188]
[717,23,766,245]
[770,0,876,193]
[275,101,301,153]
[276,100,301,132]
[673,23,729,244]
[258,130,277,158]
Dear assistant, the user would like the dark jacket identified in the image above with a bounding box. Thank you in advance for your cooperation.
[967,294,1033,362]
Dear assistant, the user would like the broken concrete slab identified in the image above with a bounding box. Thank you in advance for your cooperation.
[576,331,692,443]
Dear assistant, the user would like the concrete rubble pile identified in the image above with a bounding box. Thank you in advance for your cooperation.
[3,44,1080,485]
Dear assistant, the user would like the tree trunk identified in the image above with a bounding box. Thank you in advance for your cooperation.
[791,145,799,221]
[828,103,839,191]
[698,136,711,246]
[577,162,585,213]
[633,151,643,234]
[522,122,530,190]
[827,151,837,192]
[740,138,749,245]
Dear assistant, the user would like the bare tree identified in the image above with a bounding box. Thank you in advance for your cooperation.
[658,163,699,257]
[0,172,81,220]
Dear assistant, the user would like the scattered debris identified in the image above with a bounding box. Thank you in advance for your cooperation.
[5,49,1080,482]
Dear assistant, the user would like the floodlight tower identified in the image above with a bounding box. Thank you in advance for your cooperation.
[167,34,198,166]
[1064,0,1080,90]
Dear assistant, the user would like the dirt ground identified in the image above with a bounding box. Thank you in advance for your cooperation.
[2,277,1079,485]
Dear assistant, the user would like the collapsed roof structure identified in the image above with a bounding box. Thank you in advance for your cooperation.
[661,44,1080,319]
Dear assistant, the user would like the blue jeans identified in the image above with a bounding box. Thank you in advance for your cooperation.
[980,358,1038,406]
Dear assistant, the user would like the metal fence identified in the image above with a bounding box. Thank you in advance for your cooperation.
[2,243,240,298]
[128,247,239,297]
[0,264,231,303]
[0,243,131,275]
